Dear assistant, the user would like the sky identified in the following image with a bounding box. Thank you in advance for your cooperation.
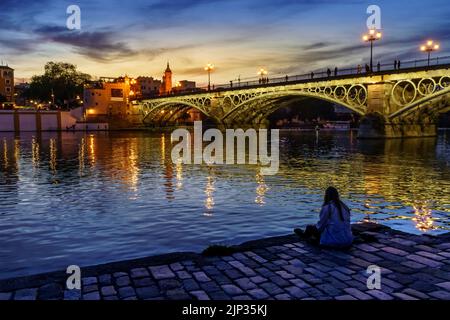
[1,0,449,86]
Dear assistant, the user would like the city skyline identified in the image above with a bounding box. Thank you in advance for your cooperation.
[1,0,449,85]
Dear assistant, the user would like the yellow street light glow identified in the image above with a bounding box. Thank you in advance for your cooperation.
[258,68,268,76]
[427,40,433,46]
[420,39,440,66]
[129,90,135,96]
[204,63,214,71]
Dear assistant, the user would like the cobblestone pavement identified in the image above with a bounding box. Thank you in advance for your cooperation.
[1,223,449,300]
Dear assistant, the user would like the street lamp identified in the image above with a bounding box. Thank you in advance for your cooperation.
[362,28,382,72]
[421,40,440,66]
[204,63,214,91]
[258,68,268,83]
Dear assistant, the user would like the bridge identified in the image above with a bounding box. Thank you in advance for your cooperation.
[137,57,450,138]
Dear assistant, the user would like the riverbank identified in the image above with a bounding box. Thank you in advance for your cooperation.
[0,222,449,300]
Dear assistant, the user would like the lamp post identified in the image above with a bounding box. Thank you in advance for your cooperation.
[421,40,440,67]
[362,28,382,72]
[204,63,214,91]
[258,68,268,84]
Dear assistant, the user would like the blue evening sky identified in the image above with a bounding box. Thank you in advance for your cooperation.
[1,0,449,85]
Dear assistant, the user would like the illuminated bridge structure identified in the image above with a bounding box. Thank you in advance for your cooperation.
[137,60,450,138]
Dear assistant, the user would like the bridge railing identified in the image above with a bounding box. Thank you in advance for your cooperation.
[151,56,450,98]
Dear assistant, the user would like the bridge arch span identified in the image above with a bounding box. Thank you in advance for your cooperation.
[220,90,366,124]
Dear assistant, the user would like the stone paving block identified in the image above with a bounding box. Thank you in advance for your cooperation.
[234,278,257,290]
[232,295,252,300]
[285,286,308,299]
[133,277,154,288]
[250,276,267,284]
[113,272,128,278]
[166,288,191,300]
[381,246,409,256]
[83,292,101,300]
[329,271,352,282]
[435,281,450,291]
[269,275,291,287]
[429,290,450,300]
[221,284,244,296]
[208,291,230,300]
[316,284,342,296]
[406,255,443,268]
[130,268,150,279]
[228,261,256,276]
[83,284,98,293]
[416,251,446,261]
[260,282,284,295]
[182,279,200,291]
[335,295,357,300]
[274,294,293,300]
[401,288,429,299]
[366,290,394,300]
[136,286,160,299]
[400,260,426,270]
[176,271,192,280]
[246,252,267,264]
[190,290,210,300]
[118,286,136,299]
[99,274,112,285]
[158,279,182,291]
[275,270,295,279]
[149,265,175,280]
[224,268,244,279]
[356,243,379,253]
[193,271,211,282]
[248,288,270,300]
[101,286,117,297]
[392,293,419,300]
[82,277,97,286]
[214,274,232,285]
[200,282,221,293]
[64,290,81,300]
[343,288,372,300]
[290,278,311,289]
[115,276,131,287]
[170,262,184,272]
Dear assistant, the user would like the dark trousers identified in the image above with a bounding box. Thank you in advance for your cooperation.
[304,225,321,244]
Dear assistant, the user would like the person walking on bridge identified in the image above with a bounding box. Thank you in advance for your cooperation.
[327,68,331,78]
[334,67,338,77]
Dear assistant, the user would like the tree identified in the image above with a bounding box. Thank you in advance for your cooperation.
[26,62,91,109]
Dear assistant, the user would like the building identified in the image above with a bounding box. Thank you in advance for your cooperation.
[14,82,30,106]
[173,80,197,93]
[159,62,172,95]
[0,66,14,107]
[137,76,161,98]
[83,76,134,118]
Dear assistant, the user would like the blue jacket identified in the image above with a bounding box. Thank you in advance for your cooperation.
[316,201,354,248]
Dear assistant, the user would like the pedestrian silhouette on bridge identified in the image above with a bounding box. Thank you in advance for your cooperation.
[398,60,401,69]
[394,60,398,70]
[327,68,331,77]
[294,187,354,248]
[365,64,370,73]
[311,72,314,79]
[377,62,381,72]
[285,75,289,82]
[334,67,338,77]
[357,65,362,74]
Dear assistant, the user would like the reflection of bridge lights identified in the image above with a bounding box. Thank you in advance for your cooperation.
[3,139,7,168]
[161,134,166,161]
[78,137,85,176]
[204,174,215,216]
[412,201,435,232]
[176,158,183,189]
[32,137,40,168]
[255,172,269,205]
[49,138,57,173]
[89,135,96,166]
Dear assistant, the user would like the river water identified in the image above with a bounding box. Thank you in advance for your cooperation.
[1,130,449,279]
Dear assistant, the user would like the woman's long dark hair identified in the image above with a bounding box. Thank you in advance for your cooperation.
[323,187,344,221]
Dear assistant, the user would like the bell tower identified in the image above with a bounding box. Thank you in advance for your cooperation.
[160,62,172,95]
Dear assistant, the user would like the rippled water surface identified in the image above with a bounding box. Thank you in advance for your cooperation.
[1,130,450,279]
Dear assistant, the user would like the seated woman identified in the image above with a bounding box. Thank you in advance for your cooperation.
[295,187,354,248]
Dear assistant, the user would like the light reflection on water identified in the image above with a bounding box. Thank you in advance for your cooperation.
[0,130,449,279]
